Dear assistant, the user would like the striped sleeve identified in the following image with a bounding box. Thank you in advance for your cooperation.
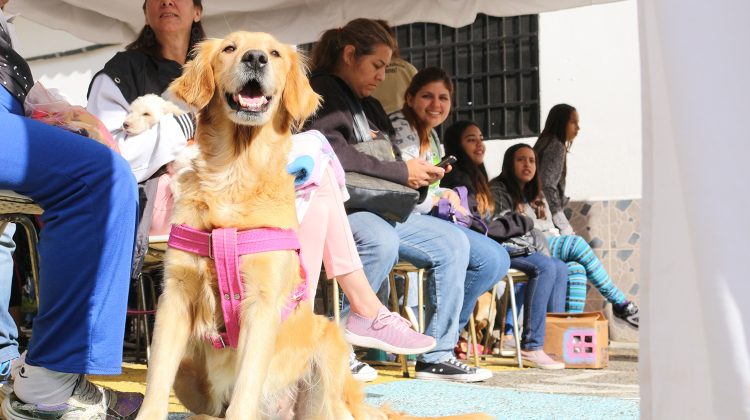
[174,112,196,139]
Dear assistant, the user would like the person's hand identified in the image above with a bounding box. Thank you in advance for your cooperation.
[441,189,469,216]
[405,158,444,189]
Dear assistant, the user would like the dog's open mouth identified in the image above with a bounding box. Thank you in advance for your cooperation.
[226,80,272,114]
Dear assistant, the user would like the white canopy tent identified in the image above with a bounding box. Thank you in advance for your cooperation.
[4,1,750,418]
[6,0,619,44]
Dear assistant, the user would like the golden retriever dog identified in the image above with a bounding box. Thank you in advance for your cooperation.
[122,93,185,136]
[135,31,491,420]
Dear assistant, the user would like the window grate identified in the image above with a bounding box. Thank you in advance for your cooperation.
[299,14,540,140]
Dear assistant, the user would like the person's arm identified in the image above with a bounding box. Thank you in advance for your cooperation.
[537,141,573,234]
[87,74,191,182]
[306,76,409,185]
[538,140,566,214]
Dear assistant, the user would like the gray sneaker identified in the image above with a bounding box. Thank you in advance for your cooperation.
[1,375,142,419]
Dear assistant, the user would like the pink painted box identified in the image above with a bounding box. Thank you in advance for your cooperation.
[543,312,609,369]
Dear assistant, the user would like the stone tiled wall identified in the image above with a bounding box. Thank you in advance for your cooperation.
[565,199,640,343]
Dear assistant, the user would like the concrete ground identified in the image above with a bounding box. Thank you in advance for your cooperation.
[92,342,639,419]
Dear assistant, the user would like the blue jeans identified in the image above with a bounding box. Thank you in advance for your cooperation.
[0,223,20,365]
[509,252,568,351]
[457,225,510,330]
[348,212,507,363]
[0,87,138,374]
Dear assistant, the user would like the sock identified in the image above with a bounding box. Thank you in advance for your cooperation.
[13,364,79,406]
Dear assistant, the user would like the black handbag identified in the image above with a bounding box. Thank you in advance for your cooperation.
[338,80,421,223]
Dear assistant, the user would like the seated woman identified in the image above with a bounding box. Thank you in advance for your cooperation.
[441,121,568,370]
[389,67,511,332]
[86,0,433,384]
[491,141,639,327]
[305,18,506,382]
[532,104,639,326]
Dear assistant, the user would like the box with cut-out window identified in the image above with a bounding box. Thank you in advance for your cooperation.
[543,312,609,369]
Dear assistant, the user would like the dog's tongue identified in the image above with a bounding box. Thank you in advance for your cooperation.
[235,93,268,111]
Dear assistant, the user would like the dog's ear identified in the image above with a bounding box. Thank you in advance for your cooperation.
[169,39,221,110]
[282,47,321,130]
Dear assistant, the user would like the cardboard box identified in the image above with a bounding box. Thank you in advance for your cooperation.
[543,311,609,369]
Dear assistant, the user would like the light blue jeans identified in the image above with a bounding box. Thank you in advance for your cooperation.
[0,223,20,365]
[347,212,508,363]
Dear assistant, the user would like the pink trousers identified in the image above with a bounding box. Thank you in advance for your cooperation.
[297,166,362,294]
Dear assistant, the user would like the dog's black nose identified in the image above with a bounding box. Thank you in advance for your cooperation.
[242,50,268,69]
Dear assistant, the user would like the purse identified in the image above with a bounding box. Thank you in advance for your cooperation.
[336,77,421,223]
[503,228,550,257]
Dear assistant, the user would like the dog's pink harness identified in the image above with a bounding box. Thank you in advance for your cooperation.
[167,224,308,349]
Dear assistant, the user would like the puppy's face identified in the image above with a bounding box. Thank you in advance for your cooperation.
[123,94,165,136]
[170,31,320,131]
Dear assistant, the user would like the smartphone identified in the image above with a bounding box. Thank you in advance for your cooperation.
[436,155,457,169]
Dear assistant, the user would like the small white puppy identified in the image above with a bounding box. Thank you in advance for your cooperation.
[122,94,184,136]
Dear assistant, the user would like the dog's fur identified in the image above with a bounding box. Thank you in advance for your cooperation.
[123,93,185,136]
[135,31,491,420]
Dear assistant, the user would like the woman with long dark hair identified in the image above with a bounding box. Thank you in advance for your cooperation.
[533,103,578,235]
[491,142,639,327]
[442,121,567,370]
[531,104,639,324]
[390,67,511,338]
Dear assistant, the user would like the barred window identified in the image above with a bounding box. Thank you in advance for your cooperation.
[300,13,540,140]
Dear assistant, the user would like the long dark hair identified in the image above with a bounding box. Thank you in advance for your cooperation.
[533,103,576,187]
[443,120,494,216]
[126,0,206,61]
[498,143,546,218]
[310,18,396,74]
[402,67,454,156]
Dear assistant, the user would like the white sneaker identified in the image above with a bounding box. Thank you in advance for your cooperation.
[349,352,378,382]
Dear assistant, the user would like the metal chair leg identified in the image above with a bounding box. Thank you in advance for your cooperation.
[332,278,340,324]
[138,273,152,363]
[8,215,41,307]
[483,282,499,357]
[417,269,425,333]
[468,316,480,367]
[506,273,523,368]
[388,271,410,378]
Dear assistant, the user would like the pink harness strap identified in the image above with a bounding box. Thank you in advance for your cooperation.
[167,224,308,349]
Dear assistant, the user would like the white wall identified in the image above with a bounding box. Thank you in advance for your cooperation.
[17,1,642,201]
[484,0,642,202]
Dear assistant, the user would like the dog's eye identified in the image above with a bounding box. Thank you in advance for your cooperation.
[270,50,281,58]
[143,112,151,117]
[223,45,236,53]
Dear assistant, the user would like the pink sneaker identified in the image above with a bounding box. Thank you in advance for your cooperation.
[345,306,436,355]
[520,349,565,370]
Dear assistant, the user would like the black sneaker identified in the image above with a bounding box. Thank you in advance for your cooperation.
[415,357,492,382]
[613,301,639,328]
[2,374,142,419]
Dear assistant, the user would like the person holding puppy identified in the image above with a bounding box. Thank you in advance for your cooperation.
[0,4,142,418]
